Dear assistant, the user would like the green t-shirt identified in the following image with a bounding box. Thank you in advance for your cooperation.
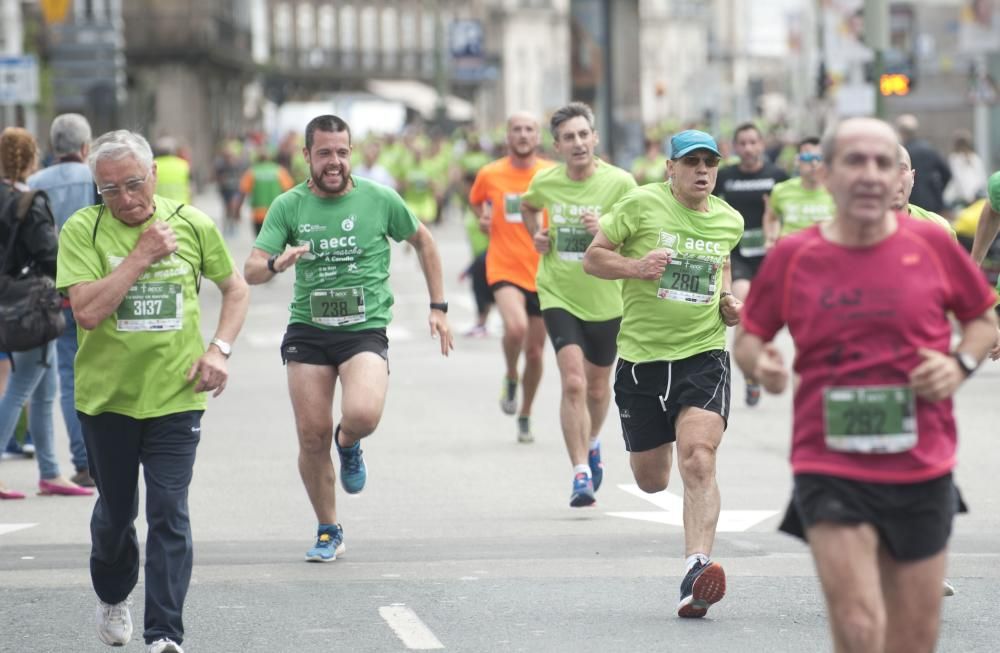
[599,183,744,362]
[770,177,834,236]
[56,196,235,419]
[522,160,636,321]
[631,155,667,186]
[907,203,957,240]
[987,171,1000,210]
[254,177,419,331]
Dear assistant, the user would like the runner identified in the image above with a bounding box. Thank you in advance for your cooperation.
[469,112,554,442]
[735,117,997,653]
[713,123,788,406]
[520,102,637,506]
[762,137,833,247]
[236,146,295,236]
[243,114,453,562]
[584,129,743,618]
[969,169,1000,363]
[57,129,249,653]
[893,145,957,239]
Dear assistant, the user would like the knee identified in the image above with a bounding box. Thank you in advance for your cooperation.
[830,602,886,649]
[524,344,544,366]
[563,373,586,400]
[298,426,333,455]
[587,380,609,404]
[635,470,669,494]
[679,443,718,484]
[504,321,527,343]
[341,411,380,438]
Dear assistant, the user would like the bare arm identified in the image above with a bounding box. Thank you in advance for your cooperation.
[521,201,549,254]
[910,308,999,400]
[719,257,742,326]
[762,195,781,248]
[68,221,176,330]
[583,229,670,280]
[243,244,311,285]
[971,201,1000,266]
[186,270,250,397]
[407,223,454,356]
[733,330,788,394]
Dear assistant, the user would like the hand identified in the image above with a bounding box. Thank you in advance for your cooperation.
[186,349,229,397]
[581,211,600,235]
[533,227,550,254]
[720,293,743,327]
[765,237,777,251]
[754,343,788,394]
[909,348,965,402]
[990,327,1000,361]
[274,244,311,272]
[134,221,177,265]
[635,248,672,280]
[429,310,454,357]
[478,210,491,234]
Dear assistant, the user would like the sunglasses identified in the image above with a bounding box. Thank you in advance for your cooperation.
[678,154,721,168]
[798,153,822,162]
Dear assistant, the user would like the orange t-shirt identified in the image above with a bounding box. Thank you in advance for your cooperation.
[469,156,554,290]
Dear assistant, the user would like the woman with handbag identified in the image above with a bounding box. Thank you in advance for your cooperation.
[0,127,91,499]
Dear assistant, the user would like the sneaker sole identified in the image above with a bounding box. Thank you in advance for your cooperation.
[305,542,347,562]
[500,400,517,416]
[570,492,596,508]
[677,563,726,618]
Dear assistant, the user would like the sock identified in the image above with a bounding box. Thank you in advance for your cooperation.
[573,464,591,477]
[318,523,339,534]
[685,553,709,573]
[588,437,600,451]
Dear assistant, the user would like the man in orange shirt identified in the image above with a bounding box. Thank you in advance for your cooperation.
[237,148,296,235]
[470,113,554,442]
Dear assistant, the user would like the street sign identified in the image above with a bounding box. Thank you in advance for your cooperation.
[449,20,484,59]
[0,56,40,105]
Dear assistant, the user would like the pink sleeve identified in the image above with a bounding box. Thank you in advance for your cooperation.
[741,245,789,341]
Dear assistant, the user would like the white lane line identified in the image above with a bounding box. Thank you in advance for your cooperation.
[0,523,37,536]
[378,604,445,650]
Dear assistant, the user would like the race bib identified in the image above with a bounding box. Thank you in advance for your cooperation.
[310,287,366,327]
[657,256,718,304]
[823,385,917,454]
[116,282,183,331]
[739,228,766,258]
[503,193,523,223]
[555,225,593,261]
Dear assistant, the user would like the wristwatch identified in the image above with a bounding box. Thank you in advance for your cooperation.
[266,253,280,273]
[952,351,978,378]
[430,301,449,313]
[210,337,232,358]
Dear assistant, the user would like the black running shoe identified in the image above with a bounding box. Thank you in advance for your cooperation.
[677,560,726,618]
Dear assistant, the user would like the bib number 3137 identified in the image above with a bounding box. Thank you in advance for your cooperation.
[116,282,183,331]
[823,385,917,454]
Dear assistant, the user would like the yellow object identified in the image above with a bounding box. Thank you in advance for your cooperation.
[154,155,191,204]
[953,199,986,239]
[40,0,72,23]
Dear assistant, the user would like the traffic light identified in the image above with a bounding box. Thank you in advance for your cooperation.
[880,73,911,96]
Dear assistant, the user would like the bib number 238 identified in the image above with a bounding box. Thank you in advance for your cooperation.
[310,287,366,326]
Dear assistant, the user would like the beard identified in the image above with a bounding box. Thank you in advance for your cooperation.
[311,164,350,195]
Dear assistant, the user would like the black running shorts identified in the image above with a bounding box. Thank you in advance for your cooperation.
[613,351,731,452]
[729,252,763,282]
[490,280,542,317]
[779,473,967,561]
[280,323,388,367]
[541,307,620,366]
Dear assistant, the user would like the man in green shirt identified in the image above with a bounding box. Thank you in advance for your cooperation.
[763,137,834,246]
[57,130,249,652]
[243,115,453,563]
[892,145,957,240]
[521,102,637,508]
[585,129,743,619]
[969,169,1000,361]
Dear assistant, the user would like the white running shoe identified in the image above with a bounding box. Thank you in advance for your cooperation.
[96,598,133,646]
[148,638,184,653]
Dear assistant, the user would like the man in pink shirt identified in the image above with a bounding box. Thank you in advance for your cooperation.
[734,117,997,653]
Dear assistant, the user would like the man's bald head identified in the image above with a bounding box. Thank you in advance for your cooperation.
[893,143,915,210]
[506,112,541,160]
[507,112,539,131]
[821,117,901,167]
[820,117,903,225]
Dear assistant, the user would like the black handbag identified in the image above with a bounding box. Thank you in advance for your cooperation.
[0,190,66,353]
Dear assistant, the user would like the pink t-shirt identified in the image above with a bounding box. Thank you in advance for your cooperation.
[742,213,995,483]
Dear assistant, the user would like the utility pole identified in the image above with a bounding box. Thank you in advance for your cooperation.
[864,0,888,119]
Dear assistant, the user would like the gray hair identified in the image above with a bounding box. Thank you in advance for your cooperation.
[88,130,154,178]
[550,102,595,139]
[50,113,92,157]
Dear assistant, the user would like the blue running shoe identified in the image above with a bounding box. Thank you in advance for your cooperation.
[335,425,367,494]
[588,444,604,492]
[305,524,345,562]
[569,472,596,508]
[677,560,726,618]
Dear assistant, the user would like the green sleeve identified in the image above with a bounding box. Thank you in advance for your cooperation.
[253,193,293,254]
[989,171,1000,211]
[521,174,546,210]
[600,192,637,246]
[384,187,420,242]
[56,210,103,292]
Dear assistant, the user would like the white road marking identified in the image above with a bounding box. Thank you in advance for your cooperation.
[0,523,37,536]
[379,604,445,650]
[607,484,779,532]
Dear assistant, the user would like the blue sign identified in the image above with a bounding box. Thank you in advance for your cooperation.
[449,20,484,59]
[0,56,39,105]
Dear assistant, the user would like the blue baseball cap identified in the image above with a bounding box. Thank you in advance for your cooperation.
[669,130,721,159]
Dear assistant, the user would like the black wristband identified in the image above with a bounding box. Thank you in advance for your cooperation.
[430,301,449,313]
[267,254,279,273]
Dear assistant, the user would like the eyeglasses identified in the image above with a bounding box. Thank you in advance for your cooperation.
[678,155,721,168]
[798,153,822,163]
[98,172,151,199]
